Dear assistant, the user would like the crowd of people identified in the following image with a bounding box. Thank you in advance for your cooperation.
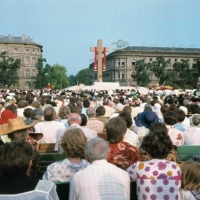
[0,86,200,199]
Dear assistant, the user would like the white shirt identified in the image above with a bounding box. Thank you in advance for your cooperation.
[69,160,130,200]
[180,190,197,200]
[34,121,65,143]
[55,124,97,152]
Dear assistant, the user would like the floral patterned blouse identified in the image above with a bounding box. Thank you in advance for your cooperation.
[127,159,181,200]
[107,141,141,170]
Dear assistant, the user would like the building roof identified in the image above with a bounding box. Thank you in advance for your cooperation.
[0,34,42,47]
[123,46,200,52]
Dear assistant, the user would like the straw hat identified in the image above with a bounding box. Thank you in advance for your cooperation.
[0,117,35,135]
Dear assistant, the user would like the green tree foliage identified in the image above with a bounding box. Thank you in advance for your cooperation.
[192,58,200,83]
[76,68,90,85]
[149,56,170,85]
[173,59,196,88]
[35,58,69,89]
[48,64,69,89]
[0,51,21,87]
[69,75,77,86]
[135,59,151,86]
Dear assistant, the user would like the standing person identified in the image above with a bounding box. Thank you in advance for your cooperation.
[127,122,181,200]
[69,137,130,200]
[0,141,59,200]
[180,161,200,199]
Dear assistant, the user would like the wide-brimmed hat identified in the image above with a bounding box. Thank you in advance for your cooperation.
[134,110,159,128]
[0,110,17,124]
[0,117,35,135]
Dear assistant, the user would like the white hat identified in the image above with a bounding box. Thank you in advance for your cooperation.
[179,106,188,115]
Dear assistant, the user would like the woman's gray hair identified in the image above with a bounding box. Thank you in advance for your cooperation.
[31,108,44,120]
[191,114,200,127]
[84,137,109,162]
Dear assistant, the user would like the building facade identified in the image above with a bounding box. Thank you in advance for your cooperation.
[89,46,200,86]
[0,34,43,89]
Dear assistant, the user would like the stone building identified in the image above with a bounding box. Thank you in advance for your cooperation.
[0,34,43,89]
[89,46,200,86]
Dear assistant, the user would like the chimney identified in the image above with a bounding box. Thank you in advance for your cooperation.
[22,34,26,40]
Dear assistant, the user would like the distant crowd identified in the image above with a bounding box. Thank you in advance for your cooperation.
[0,86,200,199]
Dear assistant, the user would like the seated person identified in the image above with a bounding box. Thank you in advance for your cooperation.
[127,122,181,200]
[0,141,59,199]
[106,117,141,170]
[43,128,90,182]
[180,161,200,199]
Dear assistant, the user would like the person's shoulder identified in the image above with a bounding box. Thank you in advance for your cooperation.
[36,180,56,191]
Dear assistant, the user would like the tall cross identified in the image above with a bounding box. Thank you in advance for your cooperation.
[90,39,109,82]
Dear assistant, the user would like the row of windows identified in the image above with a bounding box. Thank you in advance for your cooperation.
[16,69,36,77]
[1,48,40,54]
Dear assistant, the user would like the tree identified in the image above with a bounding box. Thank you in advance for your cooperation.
[76,68,90,85]
[149,56,170,85]
[173,59,196,88]
[135,59,151,86]
[192,58,200,85]
[0,51,21,87]
[35,58,47,89]
[69,75,77,86]
[47,64,69,89]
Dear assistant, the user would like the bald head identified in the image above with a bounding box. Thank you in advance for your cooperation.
[67,113,81,125]
[86,107,96,118]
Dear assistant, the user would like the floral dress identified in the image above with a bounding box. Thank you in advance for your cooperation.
[127,159,181,200]
[107,141,141,170]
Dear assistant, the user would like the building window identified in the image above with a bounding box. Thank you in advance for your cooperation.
[33,49,35,54]
[118,73,120,79]
[14,48,17,53]
[175,59,177,62]
[26,70,30,77]
[25,57,30,65]
[121,61,124,66]
[132,61,135,66]
[32,57,36,65]
[32,69,36,77]
[26,49,29,53]
[150,58,152,61]
[122,73,125,79]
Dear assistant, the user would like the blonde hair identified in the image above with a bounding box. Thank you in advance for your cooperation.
[61,128,87,158]
[181,161,200,191]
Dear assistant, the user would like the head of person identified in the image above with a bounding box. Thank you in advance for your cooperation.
[164,111,178,125]
[0,118,33,142]
[32,100,41,109]
[123,106,132,114]
[80,113,87,126]
[174,109,185,123]
[83,99,90,108]
[181,161,200,192]
[67,113,81,126]
[30,108,44,121]
[118,111,132,128]
[191,114,200,127]
[160,104,170,116]
[84,137,109,163]
[61,128,87,158]
[106,117,127,143]
[23,108,32,119]
[134,110,159,128]
[86,107,96,118]
[72,106,82,115]
[96,106,106,117]
[141,122,173,159]
[0,141,33,179]
[6,104,17,114]
[76,101,82,108]
[17,100,27,108]
[58,106,71,119]
[44,106,56,121]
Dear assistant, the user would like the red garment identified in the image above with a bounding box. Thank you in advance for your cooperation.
[107,141,141,170]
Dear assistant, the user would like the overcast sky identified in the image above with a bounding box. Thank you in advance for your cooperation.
[1,0,200,76]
